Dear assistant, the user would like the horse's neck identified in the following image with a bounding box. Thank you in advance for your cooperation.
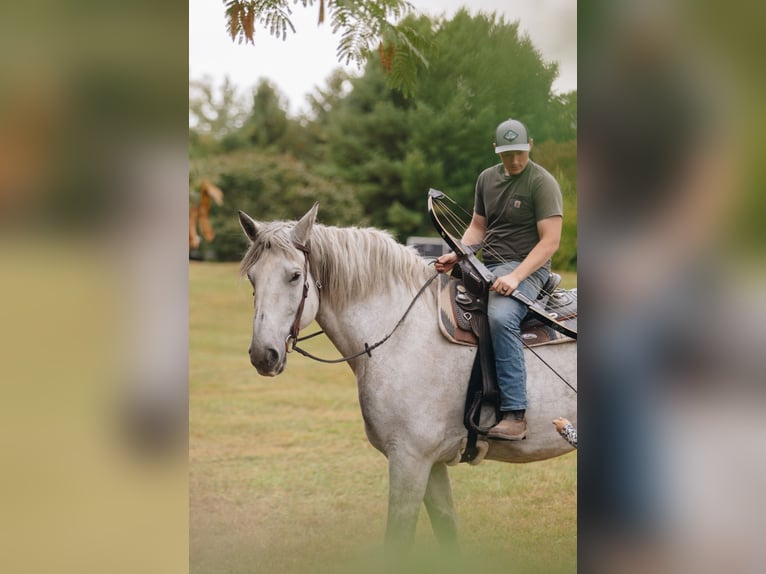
[310,230,434,370]
[316,295,394,350]
[315,286,427,371]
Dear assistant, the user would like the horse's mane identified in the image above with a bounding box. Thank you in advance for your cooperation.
[240,221,433,308]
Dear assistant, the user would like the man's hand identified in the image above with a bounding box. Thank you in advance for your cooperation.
[434,252,458,273]
[491,273,520,297]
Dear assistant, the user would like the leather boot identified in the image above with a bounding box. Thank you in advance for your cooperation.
[488,412,527,440]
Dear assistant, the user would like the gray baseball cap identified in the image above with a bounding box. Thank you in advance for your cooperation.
[494,118,531,153]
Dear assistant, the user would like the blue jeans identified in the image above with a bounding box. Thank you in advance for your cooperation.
[487,262,550,412]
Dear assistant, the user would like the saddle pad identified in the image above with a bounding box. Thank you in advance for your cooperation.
[437,275,577,348]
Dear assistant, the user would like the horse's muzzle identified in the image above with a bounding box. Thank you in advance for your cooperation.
[249,344,285,376]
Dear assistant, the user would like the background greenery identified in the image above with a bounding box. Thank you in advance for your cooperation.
[190,9,576,270]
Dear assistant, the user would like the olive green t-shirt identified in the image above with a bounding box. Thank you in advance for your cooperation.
[474,160,563,267]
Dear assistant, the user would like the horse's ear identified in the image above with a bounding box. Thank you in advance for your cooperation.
[291,202,318,247]
[238,211,261,243]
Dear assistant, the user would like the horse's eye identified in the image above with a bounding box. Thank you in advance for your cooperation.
[290,272,301,283]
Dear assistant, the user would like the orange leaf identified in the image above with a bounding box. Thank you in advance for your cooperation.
[228,7,240,41]
[244,8,255,44]
[189,204,201,249]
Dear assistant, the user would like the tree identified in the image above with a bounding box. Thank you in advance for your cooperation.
[222,0,430,95]
[189,76,248,142]
[190,75,252,157]
[320,10,567,234]
[189,149,365,260]
[546,91,577,143]
[240,79,290,148]
[190,76,311,156]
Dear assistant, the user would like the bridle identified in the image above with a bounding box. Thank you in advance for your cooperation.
[282,238,438,364]
[285,240,316,354]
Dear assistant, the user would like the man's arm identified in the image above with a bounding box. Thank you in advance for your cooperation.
[490,215,562,293]
[462,212,488,247]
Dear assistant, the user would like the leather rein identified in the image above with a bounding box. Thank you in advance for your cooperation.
[285,240,439,364]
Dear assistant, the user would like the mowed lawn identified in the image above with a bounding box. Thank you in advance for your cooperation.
[190,261,576,574]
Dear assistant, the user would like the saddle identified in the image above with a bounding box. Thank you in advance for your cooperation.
[437,273,578,349]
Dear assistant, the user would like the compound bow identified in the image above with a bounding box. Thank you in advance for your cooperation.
[427,188,577,340]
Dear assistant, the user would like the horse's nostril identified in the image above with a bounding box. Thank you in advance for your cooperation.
[266,347,279,364]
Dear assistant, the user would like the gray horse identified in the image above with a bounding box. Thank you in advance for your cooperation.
[238,204,576,551]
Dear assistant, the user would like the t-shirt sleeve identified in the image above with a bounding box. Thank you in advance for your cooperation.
[474,171,486,217]
[533,171,564,220]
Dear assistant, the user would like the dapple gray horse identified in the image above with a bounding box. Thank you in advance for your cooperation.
[238,204,576,550]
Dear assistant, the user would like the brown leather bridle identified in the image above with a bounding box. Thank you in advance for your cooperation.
[285,240,313,353]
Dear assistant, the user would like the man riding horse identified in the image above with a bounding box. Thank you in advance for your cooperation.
[435,118,564,441]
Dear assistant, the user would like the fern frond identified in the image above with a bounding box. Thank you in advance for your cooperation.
[330,0,402,66]
[318,0,325,25]
[243,8,255,43]
[380,22,432,97]
[221,0,426,93]
[223,0,297,44]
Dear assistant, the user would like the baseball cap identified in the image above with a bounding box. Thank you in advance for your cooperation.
[494,118,531,153]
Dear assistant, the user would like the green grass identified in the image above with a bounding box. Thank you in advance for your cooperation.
[190,262,576,574]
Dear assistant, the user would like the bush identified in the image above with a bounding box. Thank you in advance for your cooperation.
[190,149,366,261]
[534,140,577,271]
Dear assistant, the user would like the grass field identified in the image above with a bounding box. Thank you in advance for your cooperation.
[190,262,576,573]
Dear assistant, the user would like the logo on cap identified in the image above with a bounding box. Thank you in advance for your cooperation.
[503,129,519,142]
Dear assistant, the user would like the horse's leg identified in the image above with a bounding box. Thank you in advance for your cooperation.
[384,452,432,552]
[423,462,460,551]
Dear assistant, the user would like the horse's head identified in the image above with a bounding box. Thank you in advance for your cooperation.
[238,204,321,376]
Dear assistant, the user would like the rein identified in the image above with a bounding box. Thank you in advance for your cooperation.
[286,242,439,364]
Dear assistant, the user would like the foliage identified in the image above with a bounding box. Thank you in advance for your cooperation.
[192,9,577,270]
[547,91,577,142]
[223,0,428,95]
[315,10,577,270]
[189,75,249,156]
[191,77,308,157]
[238,78,290,149]
[190,149,365,261]
[533,140,577,192]
[532,140,578,269]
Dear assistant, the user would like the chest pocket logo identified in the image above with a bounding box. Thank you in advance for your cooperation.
[513,199,522,208]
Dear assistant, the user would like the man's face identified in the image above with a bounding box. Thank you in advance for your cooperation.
[498,150,530,175]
